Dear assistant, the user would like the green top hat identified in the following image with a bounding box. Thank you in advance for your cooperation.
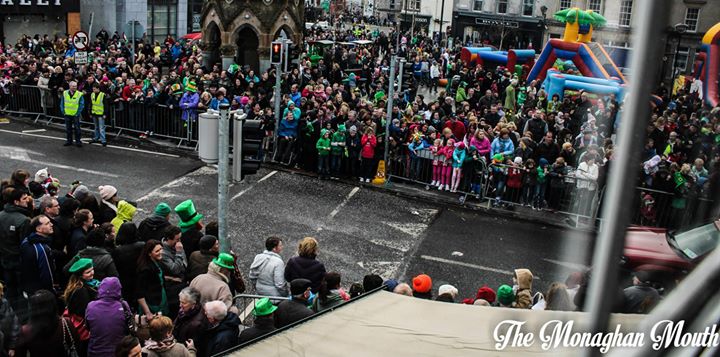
[174,199,203,231]
[212,253,235,270]
[185,81,198,93]
[69,258,93,274]
[253,297,278,316]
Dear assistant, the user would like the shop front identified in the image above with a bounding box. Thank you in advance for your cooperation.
[0,0,80,44]
[452,11,544,50]
[400,13,430,36]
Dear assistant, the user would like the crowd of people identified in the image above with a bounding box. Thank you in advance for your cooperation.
[0,166,667,356]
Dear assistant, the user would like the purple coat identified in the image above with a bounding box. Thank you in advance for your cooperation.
[86,277,129,357]
[180,92,199,122]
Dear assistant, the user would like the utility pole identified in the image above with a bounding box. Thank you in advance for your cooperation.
[272,39,285,160]
[384,56,397,163]
[217,103,231,252]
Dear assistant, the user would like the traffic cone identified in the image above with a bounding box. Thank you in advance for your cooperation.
[372,160,386,185]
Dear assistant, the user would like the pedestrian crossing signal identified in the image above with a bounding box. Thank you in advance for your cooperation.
[271,42,282,64]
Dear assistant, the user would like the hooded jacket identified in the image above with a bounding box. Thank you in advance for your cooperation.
[284,256,327,293]
[86,277,129,357]
[515,269,533,291]
[249,251,288,297]
[204,312,241,357]
[0,297,20,352]
[111,200,136,234]
[65,246,118,280]
[0,204,31,266]
[19,232,55,294]
[491,137,515,158]
[138,214,170,242]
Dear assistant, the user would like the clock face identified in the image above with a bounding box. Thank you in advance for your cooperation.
[263,0,273,5]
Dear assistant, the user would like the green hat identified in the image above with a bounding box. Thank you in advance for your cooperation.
[212,253,235,270]
[154,202,172,216]
[174,200,203,230]
[321,128,329,137]
[338,124,346,132]
[253,297,278,316]
[185,81,197,93]
[497,284,515,306]
[69,258,93,274]
[170,83,183,94]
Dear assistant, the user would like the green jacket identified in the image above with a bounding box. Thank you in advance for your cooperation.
[316,137,331,156]
[331,132,346,155]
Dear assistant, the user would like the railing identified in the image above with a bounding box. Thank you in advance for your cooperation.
[232,294,290,327]
[1,84,198,148]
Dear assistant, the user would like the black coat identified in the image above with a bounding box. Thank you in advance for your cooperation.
[173,307,206,344]
[274,299,314,328]
[284,256,326,293]
[111,241,145,303]
[180,228,204,261]
[202,312,241,357]
[137,215,170,242]
[237,315,275,345]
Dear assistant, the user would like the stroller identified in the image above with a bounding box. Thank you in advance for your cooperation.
[459,155,488,205]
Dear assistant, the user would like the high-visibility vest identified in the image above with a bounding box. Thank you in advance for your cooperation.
[63,90,81,116]
[91,92,105,115]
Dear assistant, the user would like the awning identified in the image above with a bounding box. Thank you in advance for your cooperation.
[226,291,645,356]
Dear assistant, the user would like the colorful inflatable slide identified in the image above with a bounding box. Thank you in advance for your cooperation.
[692,22,720,107]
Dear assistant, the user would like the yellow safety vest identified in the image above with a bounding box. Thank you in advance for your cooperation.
[63,90,82,116]
[91,92,105,115]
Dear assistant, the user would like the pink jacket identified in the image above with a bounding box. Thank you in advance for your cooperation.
[470,136,491,157]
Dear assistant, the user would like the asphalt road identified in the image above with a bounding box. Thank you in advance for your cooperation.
[0,117,594,301]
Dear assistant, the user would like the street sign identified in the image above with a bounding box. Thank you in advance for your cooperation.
[74,51,88,64]
[72,31,89,50]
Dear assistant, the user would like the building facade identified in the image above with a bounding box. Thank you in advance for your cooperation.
[0,0,81,45]
[451,0,548,50]
[376,0,454,36]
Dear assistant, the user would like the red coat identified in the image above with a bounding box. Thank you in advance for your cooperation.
[361,134,377,159]
[444,120,466,141]
[507,167,523,189]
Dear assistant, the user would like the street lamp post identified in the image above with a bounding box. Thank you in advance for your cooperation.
[670,23,688,80]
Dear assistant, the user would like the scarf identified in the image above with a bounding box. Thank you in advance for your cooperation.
[85,279,101,289]
[145,336,176,353]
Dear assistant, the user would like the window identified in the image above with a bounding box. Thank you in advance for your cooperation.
[675,46,689,73]
[587,0,601,13]
[685,8,700,32]
[473,0,483,12]
[148,0,178,43]
[406,0,420,11]
[497,0,507,13]
[523,0,534,16]
[619,0,632,27]
[560,0,573,9]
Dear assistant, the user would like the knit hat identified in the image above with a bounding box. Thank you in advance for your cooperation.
[68,258,93,274]
[154,202,172,216]
[199,235,218,251]
[72,185,90,201]
[513,157,523,165]
[475,285,496,303]
[349,125,357,134]
[212,252,235,270]
[174,199,203,230]
[98,185,117,200]
[240,96,249,105]
[456,142,465,150]
[438,284,458,298]
[34,168,48,183]
[253,297,278,316]
[185,81,197,93]
[497,284,515,305]
[290,278,312,295]
[412,274,432,293]
[384,279,399,292]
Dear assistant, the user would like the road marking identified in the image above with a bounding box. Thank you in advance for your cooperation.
[22,129,46,133]
[542,258,588,271]
[257,170,277,182]
[329,187,360,218]
[0,146,120,178]
[0,128,180,158]
[231,187,253,201]
[37,160,120,178]
[420,255,515,276]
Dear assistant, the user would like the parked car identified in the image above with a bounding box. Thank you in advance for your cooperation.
[622,219,720,289]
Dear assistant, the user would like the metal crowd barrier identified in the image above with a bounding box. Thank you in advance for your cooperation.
[233,294,290,327]
[2,84,198,148]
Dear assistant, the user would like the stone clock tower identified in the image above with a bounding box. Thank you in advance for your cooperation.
[200,0,304,72]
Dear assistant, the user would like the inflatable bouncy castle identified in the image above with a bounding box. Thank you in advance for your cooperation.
[692,22,720,107]
[460,47,536,78]
[527,8,626,85]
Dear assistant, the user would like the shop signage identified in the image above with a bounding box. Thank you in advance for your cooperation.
[475,17,519,28]
[0,0,80,14]
[74,51,88,64]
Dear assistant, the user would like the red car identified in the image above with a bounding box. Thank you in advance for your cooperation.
[623,220,720,275]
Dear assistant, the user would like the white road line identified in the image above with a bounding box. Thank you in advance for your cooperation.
[329,187,360,218]
[231,187,253,201]
[0,128,180,158]
[36,160,120,178]
[420,255,516,277]
[22,129,46,133]
[542,258,588,271]
[257,170,277,182]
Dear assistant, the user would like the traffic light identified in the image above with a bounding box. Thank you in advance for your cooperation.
[271,42,282,64]
[401,61,414,92]
[240,119,263,179]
